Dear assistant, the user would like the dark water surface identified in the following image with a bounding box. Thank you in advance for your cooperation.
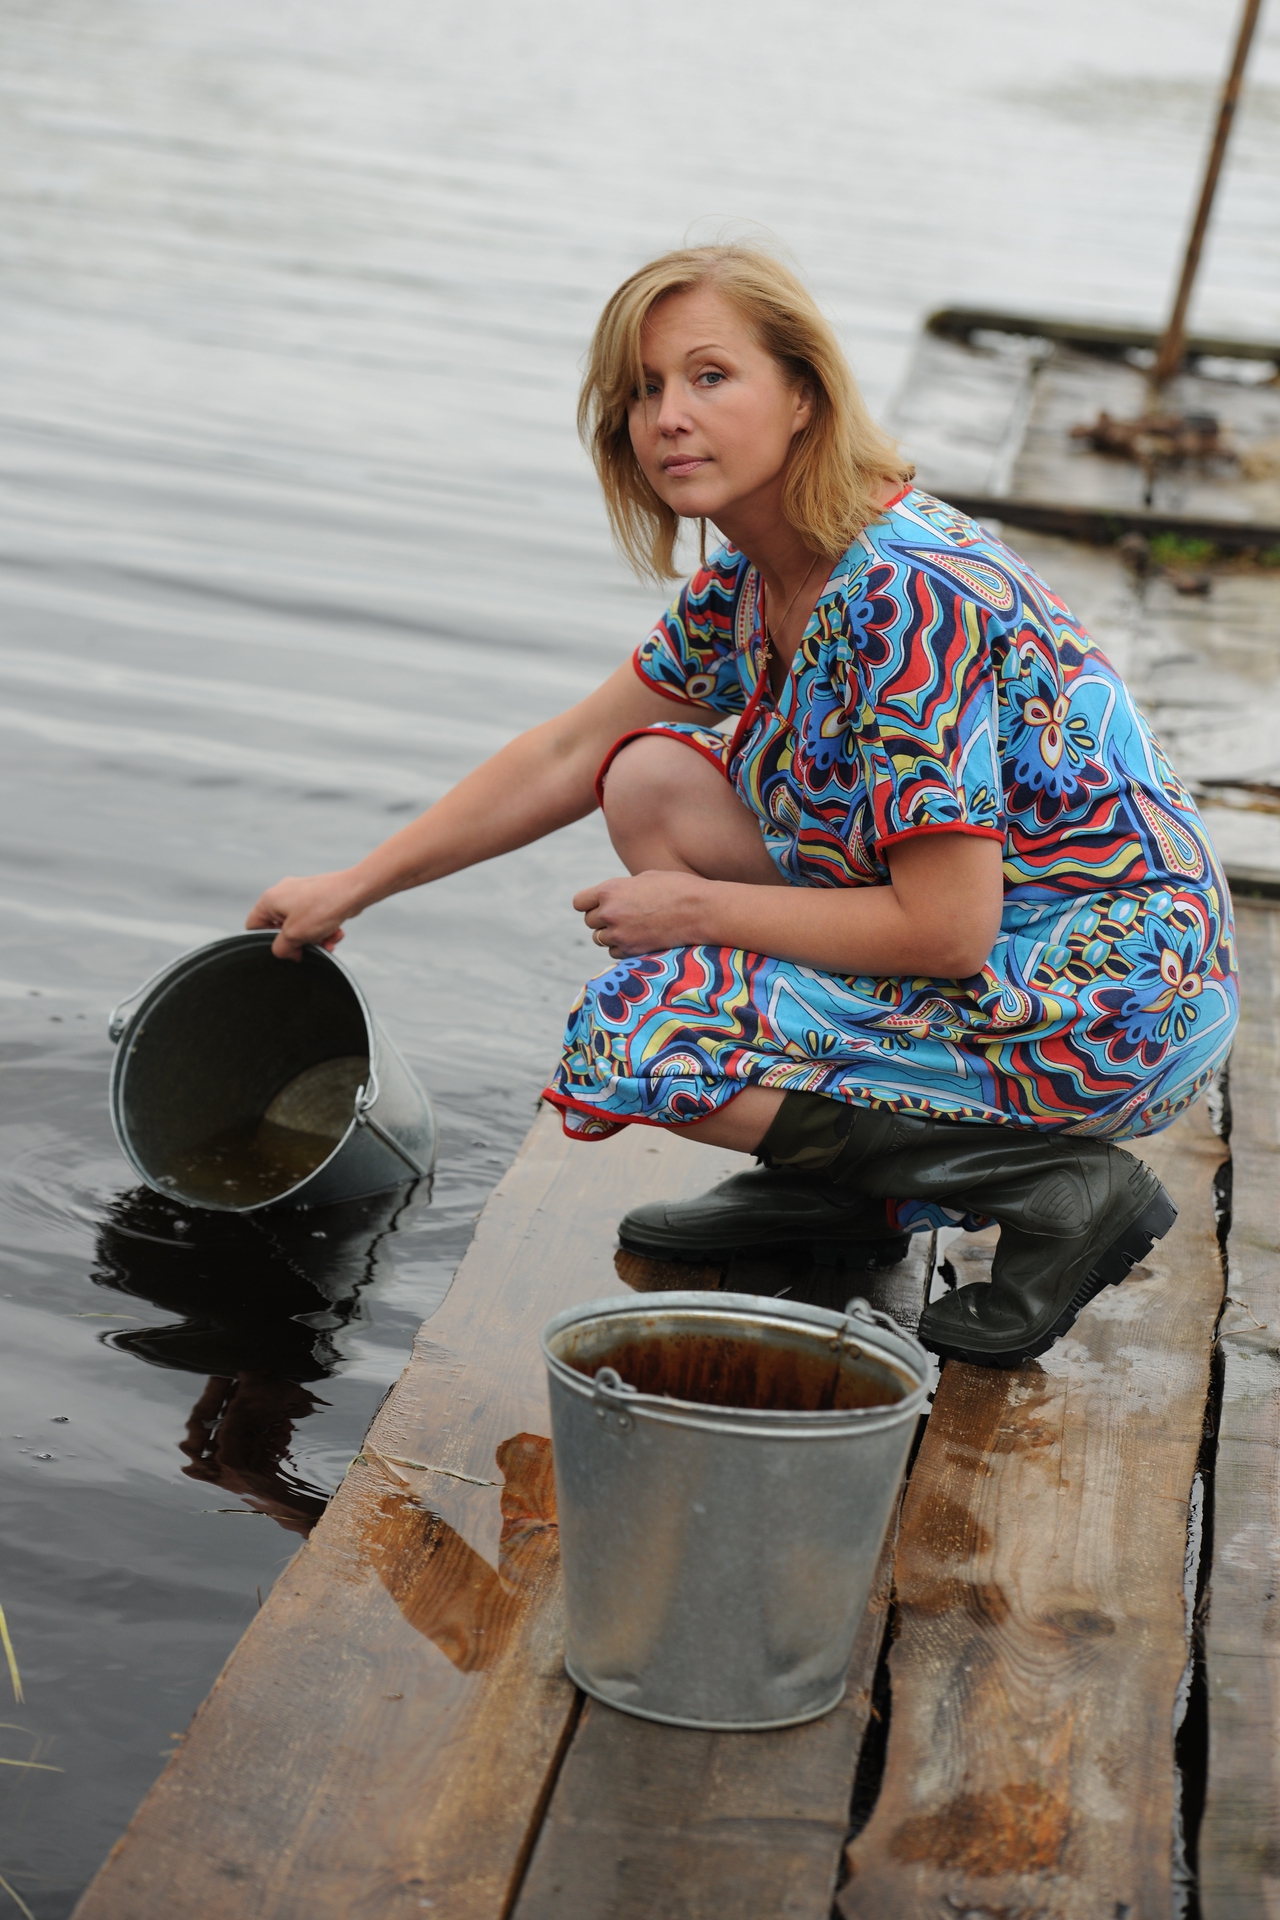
[1,0,1277,1908]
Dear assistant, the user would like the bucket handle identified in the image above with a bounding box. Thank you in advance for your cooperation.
[108,955,189,1043]
[842,1296,905,1340]
[592,1365,637,1433]
[354,1074,429,1179]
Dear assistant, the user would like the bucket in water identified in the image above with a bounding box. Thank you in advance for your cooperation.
[108,932,436,1212]
[542,1290,928,1731]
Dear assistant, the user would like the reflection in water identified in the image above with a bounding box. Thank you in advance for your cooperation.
[178,1375,328,1539]
[366,1433,558,1672]
[91,1185,418,1535]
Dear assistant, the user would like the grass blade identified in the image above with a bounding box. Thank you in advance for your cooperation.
[0,1607,22,1707]
[0,1871,35,1920]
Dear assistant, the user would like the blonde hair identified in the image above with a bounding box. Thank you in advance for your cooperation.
[578,244,911,581]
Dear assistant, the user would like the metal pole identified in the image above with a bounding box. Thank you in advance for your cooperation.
[1151,0,1265,387]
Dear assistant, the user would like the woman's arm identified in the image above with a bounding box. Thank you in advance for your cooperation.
[246,661,701,959]
[575,832,1006,979]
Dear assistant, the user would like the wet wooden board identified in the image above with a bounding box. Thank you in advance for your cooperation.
[73,1108,746,1919]
[511,1532,896,1920]
[838,1097,1227,1919]
[511,1237,935,1920]
[1200,901,1280,1919]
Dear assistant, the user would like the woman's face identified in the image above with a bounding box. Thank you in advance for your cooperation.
[627,285,812,530]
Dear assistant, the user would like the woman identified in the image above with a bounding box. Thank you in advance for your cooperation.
[248,245,1237,1369]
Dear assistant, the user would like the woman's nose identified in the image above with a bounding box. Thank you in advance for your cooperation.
[654,381,690,436]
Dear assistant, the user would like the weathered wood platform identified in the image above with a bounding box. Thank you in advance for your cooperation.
[73,902,1277,1919]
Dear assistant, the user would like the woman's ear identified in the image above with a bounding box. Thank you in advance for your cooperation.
[792,380,816,436]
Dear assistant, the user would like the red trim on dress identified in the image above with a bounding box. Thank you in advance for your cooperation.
[876,822,1006,853]
[630,651,693,703]
[594,727,730,809]
[878,483,912,513]
[540,1082,754,1140]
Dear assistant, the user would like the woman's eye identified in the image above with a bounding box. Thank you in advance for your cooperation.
[698,370,726,387]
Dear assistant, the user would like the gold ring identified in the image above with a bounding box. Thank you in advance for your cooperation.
[593,928,608,947]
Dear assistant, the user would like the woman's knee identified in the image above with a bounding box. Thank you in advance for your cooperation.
[600,734,720,827]
[600,731,783,882]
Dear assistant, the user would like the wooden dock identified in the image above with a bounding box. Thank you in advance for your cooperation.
[74,315,1280,1916]
[69,897,1274,1919]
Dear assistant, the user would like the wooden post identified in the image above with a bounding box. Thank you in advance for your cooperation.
[1152,0,1265,387]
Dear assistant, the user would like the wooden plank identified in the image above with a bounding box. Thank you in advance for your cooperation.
[943,493,1280,554]
[511,1239,935,1920]
[73,1107,745,1920]
[1200,901,1280,1918]
[926,306,1280,365]
[838,1097,1226,1919]
[888,327,1037,500]
[1009,345,1280,525]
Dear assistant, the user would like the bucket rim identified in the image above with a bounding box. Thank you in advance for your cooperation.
[108,930,378,1051]
[542,1288,929,1435]
[107,931,383,1212]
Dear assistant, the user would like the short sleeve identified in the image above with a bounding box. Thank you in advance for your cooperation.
[632,549,750,713]
[854,589,1005,852]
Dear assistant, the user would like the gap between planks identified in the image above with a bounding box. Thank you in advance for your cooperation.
[1199,902,1280,1918]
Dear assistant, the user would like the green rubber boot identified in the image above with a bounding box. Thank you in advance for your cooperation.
[755,1094,1177,1366]
[616,1165,909,1267]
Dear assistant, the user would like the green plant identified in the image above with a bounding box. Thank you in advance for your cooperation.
[1149,533,1216,568]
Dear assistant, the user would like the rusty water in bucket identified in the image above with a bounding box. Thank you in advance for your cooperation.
[109,932,436,1211]
[542,1291,928,1731]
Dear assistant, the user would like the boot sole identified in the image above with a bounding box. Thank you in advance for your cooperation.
[922,1188,1179,1369]
[617,1230,912,1270]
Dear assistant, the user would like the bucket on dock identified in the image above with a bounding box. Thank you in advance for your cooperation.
[108,932,436,1212]
[542,1290,928,1731]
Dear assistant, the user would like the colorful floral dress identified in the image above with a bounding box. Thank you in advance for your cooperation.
[544,490,1238,1189]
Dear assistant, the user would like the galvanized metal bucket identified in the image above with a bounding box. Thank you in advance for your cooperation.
[542,1290,928,1731]
[108,931,436,1212]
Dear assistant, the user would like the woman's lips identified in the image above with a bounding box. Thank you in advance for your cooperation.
[661,457,709,478]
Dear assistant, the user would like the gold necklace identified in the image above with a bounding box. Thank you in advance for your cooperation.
[758,552,822,681]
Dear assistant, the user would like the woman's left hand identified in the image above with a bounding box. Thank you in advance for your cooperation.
[574,871,712,959]
[574,834,1004,977]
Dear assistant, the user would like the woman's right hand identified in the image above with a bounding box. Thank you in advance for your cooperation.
[246,870,366,961]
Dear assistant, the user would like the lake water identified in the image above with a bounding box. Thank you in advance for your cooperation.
[1,0,1277,1907]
